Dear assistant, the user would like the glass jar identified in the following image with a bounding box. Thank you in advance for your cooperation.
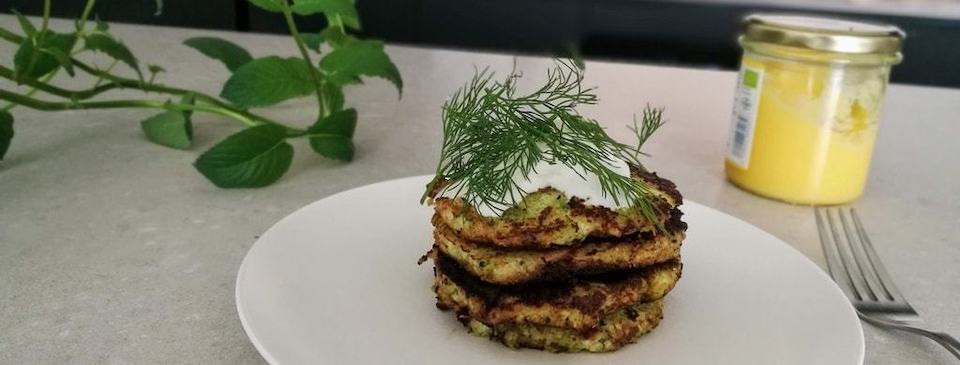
[725,14,904,205]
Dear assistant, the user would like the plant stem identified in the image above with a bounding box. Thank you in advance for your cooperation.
[330,14,346,33]
[75,0,97,32]
[0,88,260,127]
[64,62,287,126]
[94,60,119,87]
[40,0,52,33]
[0,69,59,112]
[0,64,117,99]
[279,0,326,117]
[0,68,310,136]
[0,7,309,139]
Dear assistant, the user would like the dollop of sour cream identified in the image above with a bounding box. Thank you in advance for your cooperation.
[442,157,633,217]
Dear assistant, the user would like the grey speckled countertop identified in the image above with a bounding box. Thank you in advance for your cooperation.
[1,15,959,365]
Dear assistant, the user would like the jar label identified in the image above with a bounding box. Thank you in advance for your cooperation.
[727,65,763,169]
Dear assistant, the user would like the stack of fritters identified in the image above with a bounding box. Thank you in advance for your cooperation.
[422,168,687,352]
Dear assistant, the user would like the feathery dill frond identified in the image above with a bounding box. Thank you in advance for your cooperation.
[423,60,666,224]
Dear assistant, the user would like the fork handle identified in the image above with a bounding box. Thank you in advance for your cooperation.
[858,311,960,360]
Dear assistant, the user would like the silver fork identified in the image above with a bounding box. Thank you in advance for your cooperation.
[814,206,960,360]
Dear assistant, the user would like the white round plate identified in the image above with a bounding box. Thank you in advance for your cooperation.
[236,176,863,365]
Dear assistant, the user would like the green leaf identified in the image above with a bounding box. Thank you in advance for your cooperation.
[291,0,360,30]
[13,32,77,79]
[148,64,166,74]
[194,124,294,188]
[0,111,13,160]
[13,38,38,79]
[140,94,195,150]
[322,82,344,112]
[180,93,196,116]
[84,33,139,73]
[14,11,37,37]
[95,15,110,31]
[308,108,356,161]
[141,111,192,149]
[301,32,324,53]
[247,0,283,12]
[319,40,402,94]
[40,47,75,77]
[183,37,253,72]
[220,56,315,108]
[319,26,355,49]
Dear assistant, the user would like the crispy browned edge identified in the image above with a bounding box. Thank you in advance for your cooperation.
[433,204,688,252]
[427,210,685,285]
[432,252,681,331]
[428,168,684,249]
[478,300,665,352]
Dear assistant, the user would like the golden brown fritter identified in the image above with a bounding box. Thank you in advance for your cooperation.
[432,253,681,332]
[431,213,684,285]
[430,170,683,249]
[462,301,664,353]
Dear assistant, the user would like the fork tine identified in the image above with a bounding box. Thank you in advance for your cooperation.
[814,207,836,278]
[851,208,909,303]
[838,208,884,301]
[815,207,857,299]
[824,207,876,301]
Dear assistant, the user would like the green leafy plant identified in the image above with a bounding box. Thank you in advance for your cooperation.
[0,0,402,187]
[423,60,666,225]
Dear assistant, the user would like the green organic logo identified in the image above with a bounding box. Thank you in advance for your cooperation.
[743,69,759,88]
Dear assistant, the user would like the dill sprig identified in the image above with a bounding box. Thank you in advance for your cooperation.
[424,60,665,223]
[628,106,666,163]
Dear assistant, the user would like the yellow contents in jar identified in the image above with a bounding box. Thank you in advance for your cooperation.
[725,52,886,205]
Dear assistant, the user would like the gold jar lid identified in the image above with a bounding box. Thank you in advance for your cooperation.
[743,14,904,55]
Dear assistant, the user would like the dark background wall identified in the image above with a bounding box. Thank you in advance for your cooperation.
[5,0,240,30]
[4,0,959,88]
